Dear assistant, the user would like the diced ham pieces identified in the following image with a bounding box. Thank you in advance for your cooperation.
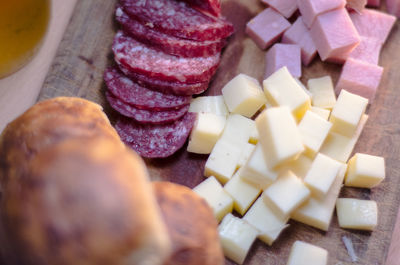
[310,8,360,63]
[282,16,317,65]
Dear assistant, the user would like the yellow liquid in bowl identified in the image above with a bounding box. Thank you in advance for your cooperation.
[0,0,50,78]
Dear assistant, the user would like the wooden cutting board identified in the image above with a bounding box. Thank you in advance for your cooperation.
[28,0,400,264]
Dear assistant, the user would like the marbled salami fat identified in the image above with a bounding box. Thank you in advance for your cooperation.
[116,7,226,58]
[106,92,189,124]
[116,112,197,158]
[104,68,191,110]
[120,0,233,41]
[117,63,209,96]
[113,31,220,83]
[179,0,221,17]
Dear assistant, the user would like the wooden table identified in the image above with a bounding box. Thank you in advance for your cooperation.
[1,0,400,264]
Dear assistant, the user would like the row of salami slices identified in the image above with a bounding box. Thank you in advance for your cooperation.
[104,0,234,158]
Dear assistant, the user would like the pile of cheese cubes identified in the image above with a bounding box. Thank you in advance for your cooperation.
[188,66,385,265]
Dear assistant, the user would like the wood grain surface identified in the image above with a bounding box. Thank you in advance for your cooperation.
[37,0,400,264]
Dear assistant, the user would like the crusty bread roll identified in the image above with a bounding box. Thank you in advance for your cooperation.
[152,181,224,265]
[0,137,171,265]
[0,97,121,188]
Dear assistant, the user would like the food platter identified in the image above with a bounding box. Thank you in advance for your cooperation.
[37,0,400,264]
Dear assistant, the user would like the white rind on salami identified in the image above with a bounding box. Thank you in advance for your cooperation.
[120,0,233,41]
[116,112,197,158]
[116,7,226,58]
[113,31,221,83]
[117,62,209,96]
[106,92,189,124]
[104,67,191,110]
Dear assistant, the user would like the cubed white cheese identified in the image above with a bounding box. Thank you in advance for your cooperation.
[304,153,342,198]
[219,213,259,265]
[320,115,368,162]
[278,155,314,179]
[336,198,378,231]
[298,111,332,158]
[243,197,289,245]
[237,143,256,169]
[189,95,228,116]
[204,140,242,184]
[256,107,304,169]
[263,67,311,121]
[345,153,385,188]
[193,176,233,222]
[263,171,310,218]
[187,113,226,154]
[292,164,347,231]
[310,106,331,120]
[239,144,278,190]
[220,114,255,146]
[287,241,328,265]
[329,90,368,137]
[222,74,267,118]
[307,76,336,109]
[224,170,261,215]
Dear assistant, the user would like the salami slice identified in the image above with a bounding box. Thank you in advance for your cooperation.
[178,0,221,17]
[113,31,220,83]
[116,112,197,158]
[104,67,191,110]
[116,7,226,58]
[117,62,209,96]
[106,92,189,124]
[120,0,233,42]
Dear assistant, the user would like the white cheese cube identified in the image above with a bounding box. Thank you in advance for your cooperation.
[222,74,267,118]
[224,170,261,215]
[187,113,226,154]
[292,164,347,231]
[278,155,314,179]
[243,197,289,245]
[188,95,228,116]
[308,76,336,109]
[287,241,328,265]
[220,114,255,146]
[329,90,368,137]
[249,123,259,144]
[295,78,313,98]
[237,143,256,169]
[240,144,278,190]
[263,171,310,218]
[298,111,332,158]
[336,198,378,231]
[204,140,242,184]
[345,153,385,188]
[219,213,259,265]
[263,67,311,121]
[320,115,368,162]
[256,107,304,169]
[193,176,233,222]
[310,106,330,120]
[304,153,342,198]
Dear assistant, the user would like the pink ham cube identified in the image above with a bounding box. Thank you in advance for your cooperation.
[246,8,291,50]
[348,36,382,64]
[350,9,396,43]
[297,0,346,27]
[261,0,298,18]
[367,0,381,6]
[264,44,302,78]
[310,8,360,63]
[282,16,317,65]
[336,58,383,102]
[347,0,367,13]
[386,0,400,18]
